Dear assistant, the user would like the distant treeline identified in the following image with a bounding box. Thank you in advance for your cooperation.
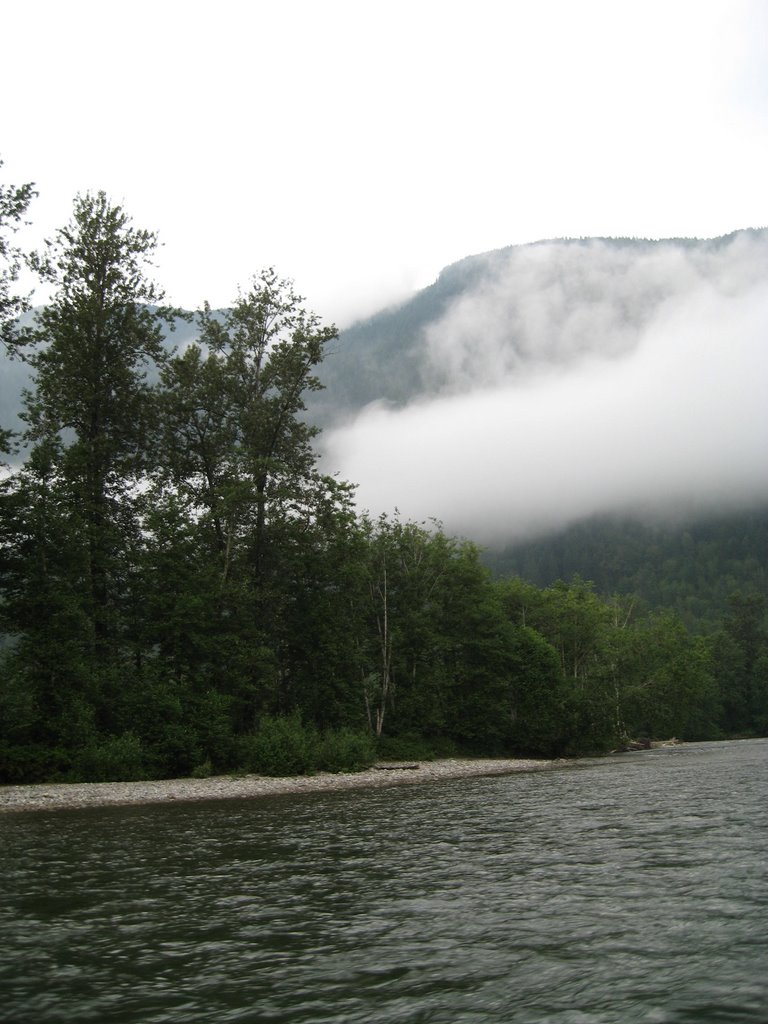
[1,184,766,784]
[483,510,768,633]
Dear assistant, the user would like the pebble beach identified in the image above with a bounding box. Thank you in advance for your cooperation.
[0,758,556,814]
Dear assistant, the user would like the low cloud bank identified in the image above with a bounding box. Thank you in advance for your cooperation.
[321,233,768,544]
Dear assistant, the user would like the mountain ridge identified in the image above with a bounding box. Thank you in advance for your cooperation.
[313,226,768,424]
[314,227,768,622]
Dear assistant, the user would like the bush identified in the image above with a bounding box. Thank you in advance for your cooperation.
[74,732,149,782]
[0,743,73,784]
[316,727,376,773]
[191,758,214,779]
[375,732,446,762]
[238,713,318,776]
[195,690,238,772]
[237,716,378,776]
[148,724,203,779]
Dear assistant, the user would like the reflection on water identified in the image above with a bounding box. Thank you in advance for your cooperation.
[2,740,767,1023]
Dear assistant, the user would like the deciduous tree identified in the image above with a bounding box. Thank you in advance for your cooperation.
[149,269,349,729]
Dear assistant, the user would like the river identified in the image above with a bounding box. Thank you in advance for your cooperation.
[1,739,766,1023]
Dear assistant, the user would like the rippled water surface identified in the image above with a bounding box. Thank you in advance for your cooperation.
[2,739,767,1023]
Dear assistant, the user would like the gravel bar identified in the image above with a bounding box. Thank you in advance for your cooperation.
[0,758,557,814]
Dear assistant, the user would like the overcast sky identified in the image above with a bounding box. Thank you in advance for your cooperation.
[3,0,767,327]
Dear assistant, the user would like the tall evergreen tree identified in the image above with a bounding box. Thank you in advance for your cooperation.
[2,192,176,738]
[713,594,768,735]
[0,158,36,356]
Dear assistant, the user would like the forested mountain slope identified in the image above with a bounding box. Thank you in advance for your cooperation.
[482,509,768,631]
[313,228,768,424]
[312,229,768,627]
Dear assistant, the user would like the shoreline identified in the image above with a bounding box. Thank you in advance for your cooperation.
[0,758,558,814]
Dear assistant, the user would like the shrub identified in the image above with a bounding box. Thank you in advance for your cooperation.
[191,758,214,779]
[238,713,318,777]
[149,724,203,779]
[316,727,376,773]
[195,690,238,772]
[376,732,443,762]
[0,743,73,784]
[74,732,149,782]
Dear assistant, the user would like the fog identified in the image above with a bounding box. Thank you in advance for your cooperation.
[321,232,768,544]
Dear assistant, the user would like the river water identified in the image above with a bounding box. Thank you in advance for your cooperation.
[1,739,766,1023]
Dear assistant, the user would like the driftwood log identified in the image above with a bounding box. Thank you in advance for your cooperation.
[374,763,421,771]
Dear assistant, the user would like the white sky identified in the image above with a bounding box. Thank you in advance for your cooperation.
[3,0,767,327]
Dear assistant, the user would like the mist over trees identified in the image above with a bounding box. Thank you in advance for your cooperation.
[320,230,768,544]
[1,176,766,783]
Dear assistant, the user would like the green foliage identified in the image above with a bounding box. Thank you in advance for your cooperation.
[712,594,768,736]
[147,269,349,732]
[619,613,720,741]
[496,574,727,752]
[1,190,761,785]
[507,626,568,756]
[315,727,376,773]
[353,514,517,751]
[485,510,768,633]
[1,193,181,745]
[499,576,621,752]
[0,742,72,783]
[73,732,149,783]
[191,759,214,779]
[375,733,454,761]
[235,717,376,776]
[0,158,36,351]
[238,713,318,777]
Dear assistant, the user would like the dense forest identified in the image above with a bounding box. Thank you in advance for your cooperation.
[483,510,768,632]
[1,175,766,784]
